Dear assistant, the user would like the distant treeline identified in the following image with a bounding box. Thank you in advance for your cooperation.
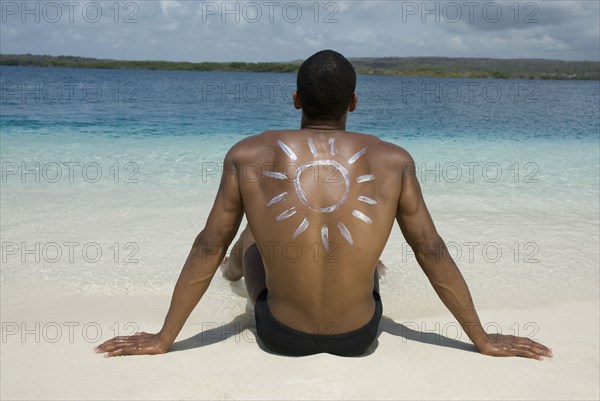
[345,56,600,80]
[0,54,297,73]
[1,54,598,80]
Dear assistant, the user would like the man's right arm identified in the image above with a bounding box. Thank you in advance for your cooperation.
[95,146,244,357]
[394,151,552,359]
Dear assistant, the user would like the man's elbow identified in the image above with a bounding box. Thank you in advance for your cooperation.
[191,230,225,258]
[411,235,447,265]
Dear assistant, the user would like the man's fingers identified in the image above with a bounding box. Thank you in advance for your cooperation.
[96,341,132,353]
[515,336,553,357]
[516,343,541,358]
[519,344,548,360]
[518,348,543,360]
[482,334,553,359]
[95,333,150,352]
[511,341,552,359]
[533,341,553,356]
[95,332,165,358]
[106,343,162,357]
[531,343,553,357]
[99,341,131,353]
[95,340,120,352]
[107,347,131,357]
[106,343,146,357]
[95,339,128,352]
[100,335,135,346]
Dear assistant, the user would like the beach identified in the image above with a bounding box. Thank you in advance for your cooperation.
[1,291,598,400]
[2,182,598,399]
[1,68,599,400]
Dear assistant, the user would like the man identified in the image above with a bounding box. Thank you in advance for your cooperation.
[96,50,552,358]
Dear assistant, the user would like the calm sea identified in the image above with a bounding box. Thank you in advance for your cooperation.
[1,66,598,304]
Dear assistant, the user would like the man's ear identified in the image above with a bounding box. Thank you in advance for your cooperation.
[348,93,358,112]
[292,90,302,109]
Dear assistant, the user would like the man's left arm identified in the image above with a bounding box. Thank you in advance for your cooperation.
[95,149,244,357]
[395,152,553,359]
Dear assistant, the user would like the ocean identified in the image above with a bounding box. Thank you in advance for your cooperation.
[1,66,598,316]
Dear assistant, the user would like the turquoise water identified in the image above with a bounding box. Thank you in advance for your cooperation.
[1,66,598,190]
[1,66,598,204]
[1,66,598,303]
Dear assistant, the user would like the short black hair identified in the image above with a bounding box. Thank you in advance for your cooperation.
[296,50,356,120]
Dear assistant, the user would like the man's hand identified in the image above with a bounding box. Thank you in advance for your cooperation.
[478,333,553,360]
[94,332,168,357]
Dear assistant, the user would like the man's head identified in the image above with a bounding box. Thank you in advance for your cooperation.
[295,50,357,121]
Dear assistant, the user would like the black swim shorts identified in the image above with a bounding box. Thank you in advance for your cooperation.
[254,288,383,357]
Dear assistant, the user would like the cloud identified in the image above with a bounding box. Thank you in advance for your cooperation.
[159,0,181,16]
[0,0,597,61]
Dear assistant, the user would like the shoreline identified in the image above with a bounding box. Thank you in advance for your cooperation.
[2,54,599,80]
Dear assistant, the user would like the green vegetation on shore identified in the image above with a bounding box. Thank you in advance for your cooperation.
[1,54,598,80]
[346,56,599,80]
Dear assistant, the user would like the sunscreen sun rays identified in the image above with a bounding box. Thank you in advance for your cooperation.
[264,138,377,251]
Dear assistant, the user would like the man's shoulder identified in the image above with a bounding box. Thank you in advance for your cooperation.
[225,130,292,165]
[228,129,307,150]
[345,131,414,164]
[231,130,291,146]
[377,139,414,164]
[226,129,414,165]
[224,130,284,164]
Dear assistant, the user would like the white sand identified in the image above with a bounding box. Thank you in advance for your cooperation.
[1,141,598,400]
[1,283,598,400]
[2,187,599,400]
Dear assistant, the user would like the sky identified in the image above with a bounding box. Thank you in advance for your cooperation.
[1,0,598,62]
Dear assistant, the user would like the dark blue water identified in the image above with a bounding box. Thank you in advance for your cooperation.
[1,66,598,142]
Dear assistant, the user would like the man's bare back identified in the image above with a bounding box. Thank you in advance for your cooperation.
[96,49,552,359]
[228,129,406,333]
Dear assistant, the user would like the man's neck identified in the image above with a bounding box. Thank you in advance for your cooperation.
[300,114,347,131]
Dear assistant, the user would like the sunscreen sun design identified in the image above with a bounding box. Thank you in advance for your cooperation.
[265,138,377,251]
